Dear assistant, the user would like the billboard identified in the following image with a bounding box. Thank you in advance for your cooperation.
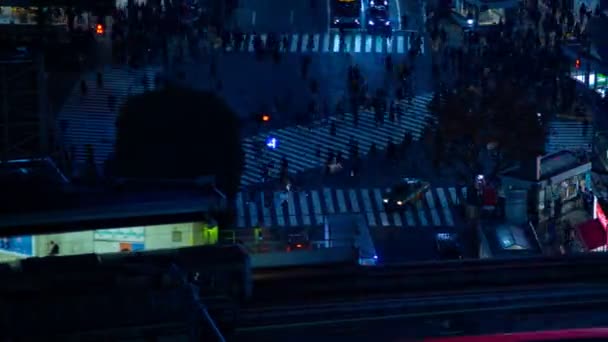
[0,235,34,257]
[94,227,145,243]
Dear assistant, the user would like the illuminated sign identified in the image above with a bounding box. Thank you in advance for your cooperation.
[0,235,34,257]
[266,137,278,149]
[94,227,145,243]
[596,198,608,230]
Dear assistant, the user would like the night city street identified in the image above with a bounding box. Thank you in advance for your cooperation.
[3,0,608,339]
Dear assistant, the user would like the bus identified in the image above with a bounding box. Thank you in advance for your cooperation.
[330,0,363,28]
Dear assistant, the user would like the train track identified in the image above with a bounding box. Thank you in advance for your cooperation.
[238,284,608,331]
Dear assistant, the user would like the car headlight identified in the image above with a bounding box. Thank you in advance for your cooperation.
[383,0,388,5]
[383,199,388,203]
[397,201,403,206]
[354,19,360,24]
[385,20,390,25]
[466,19,474,25]
[368,20,375,25]
[334,18,340,23]
[370,0,375,5]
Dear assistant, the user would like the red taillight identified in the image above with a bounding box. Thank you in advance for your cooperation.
[96,24,104,35]
[296,243,303,248]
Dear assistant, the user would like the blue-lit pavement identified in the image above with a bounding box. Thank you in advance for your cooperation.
[234,186,466,229]
[240,93,436,187]
[225,31,425,55]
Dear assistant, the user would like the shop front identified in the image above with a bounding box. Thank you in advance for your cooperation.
[570,64,608,98]
[452,0,518,27]
[501,151,593,224]
[0,221,219,261]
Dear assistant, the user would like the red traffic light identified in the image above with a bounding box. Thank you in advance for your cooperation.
[261,114,270,122]
[575,59,581,69]
[96,24,104,35]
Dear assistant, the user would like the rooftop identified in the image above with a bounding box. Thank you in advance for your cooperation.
[480,221,543,257]
[502,150,589,182]
[0,159,225,235]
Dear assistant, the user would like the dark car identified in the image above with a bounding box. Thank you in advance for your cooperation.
[368,0,388,8]
[382,178,430,211]
[366,7,392,33]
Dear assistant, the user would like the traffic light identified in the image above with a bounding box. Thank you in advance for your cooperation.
[575,58,581,69]
[96,23,105,35]
[261,114,270,122]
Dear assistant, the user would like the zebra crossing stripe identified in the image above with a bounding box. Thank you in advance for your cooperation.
[261,192,272,226]
[301,33,308,52]
[462,187,467,202]
[365,35,373,52]
[299,192,311,226]
[290,34,299,52]
[323,188,336,214]
[260,34,267,47]
[348,189,361,212]
[345,35,352,52]
[416,200,429,226]
[397,36,405,53]
[333,34,340,52]
[436,188,454,227]
[275,194,286,227]
[311,190,323,225]
[354,34,362,52]
[448,187,459,205]
[312,34,320,52]
[236,192,246,228]
[323,34,330,52]
[404,208,416,226]
[375,36,383,53]
[249,201,258,227]
[248,35,255,52]
[287,191,298,226]
[372,188,390,227]
[336,189,348,213]
[425,191,442,226]
[361,189,377,227]
[392,212,402,226]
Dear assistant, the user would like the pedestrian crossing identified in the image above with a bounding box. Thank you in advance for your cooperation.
[235,186,466,229]
[240,92,436,187]
[226,32,424,55]
[545,119,593,154]
[58,66,161,166]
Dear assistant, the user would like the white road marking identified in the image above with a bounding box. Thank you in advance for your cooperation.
[365,35,373,52]
[261,193,272,227]
[425,191,442,226]
[345,34,351,52]
[375,36,383,53]
[275,194,285,227]
[323,33,330,52]
[354,34,362,52]
[248,35,255,52]
[301,33,309,52]
[436,188,455,227]
[405,208,416,226]
[392,212,402,226]
[287,191,298,226]
[299,192,311,226]
[260,33,267,47]
[373,188,390,227]
[397,35,405,53]
[333,34,340,52]
[323,188,336,214]
[313,33,320,52]
[416,200,429,226]
[311,190,323,225]
[290,34,299,52]
[349,189,361,212]
[361,189,376,227]
[336,189,348,213]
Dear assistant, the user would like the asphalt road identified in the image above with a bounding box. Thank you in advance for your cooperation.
[237,0,329,33]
